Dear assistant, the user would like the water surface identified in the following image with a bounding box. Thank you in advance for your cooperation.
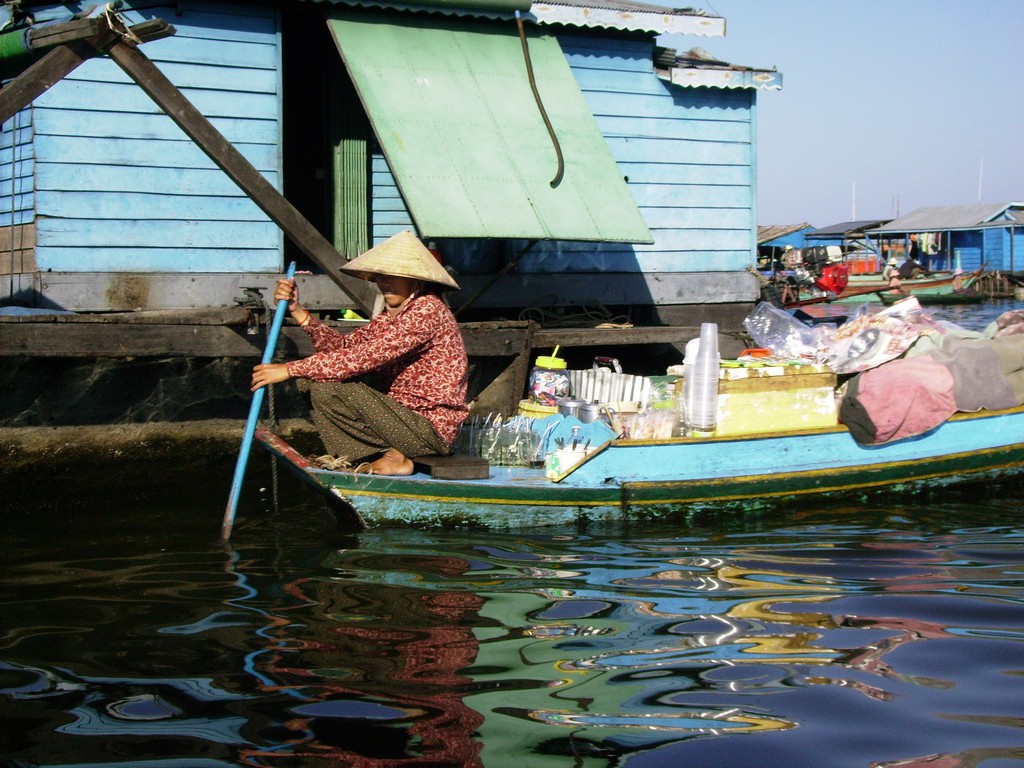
[3,476,1023,767]
[3,299,1024,767]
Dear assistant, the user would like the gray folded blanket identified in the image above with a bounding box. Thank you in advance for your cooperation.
[931,334,1024,411]
[840,334,1024,444]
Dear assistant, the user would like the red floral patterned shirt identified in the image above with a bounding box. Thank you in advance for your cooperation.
[286,294,469,447]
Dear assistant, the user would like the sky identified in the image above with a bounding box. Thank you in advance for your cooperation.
[659,0,1024,228]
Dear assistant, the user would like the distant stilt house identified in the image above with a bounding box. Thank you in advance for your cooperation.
[0,0,780,324]
[865,203,1024,274]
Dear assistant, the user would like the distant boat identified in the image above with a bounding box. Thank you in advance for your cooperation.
[786,267,985,308]
[877,288,986,306]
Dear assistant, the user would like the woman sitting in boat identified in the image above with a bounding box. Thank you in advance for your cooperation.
[882,255,903,291]
[250,231,469,476]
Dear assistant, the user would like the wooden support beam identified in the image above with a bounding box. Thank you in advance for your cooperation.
[0,17,174,125]
[100,35,377,315]
[0,36,104,124]
[26,17,101,49]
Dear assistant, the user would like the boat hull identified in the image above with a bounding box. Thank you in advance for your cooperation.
[786,269,983,308]
[255,405,1024,528]
[878,290,986,306]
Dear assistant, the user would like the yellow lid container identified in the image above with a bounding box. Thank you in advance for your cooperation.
[518,399,558,418]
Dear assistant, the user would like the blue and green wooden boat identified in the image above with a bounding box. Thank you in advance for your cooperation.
[255,404,1024,529]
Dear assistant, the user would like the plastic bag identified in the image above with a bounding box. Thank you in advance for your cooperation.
[742,298,945,375]
[742,301,828,360]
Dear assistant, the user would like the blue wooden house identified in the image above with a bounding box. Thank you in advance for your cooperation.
[865,203,1023,274]
[0,0,780,322]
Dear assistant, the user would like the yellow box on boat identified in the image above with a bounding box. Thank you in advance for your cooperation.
[713,364,838,436]
[517,399,558,418]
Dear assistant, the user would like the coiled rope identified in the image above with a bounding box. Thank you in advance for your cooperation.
[519,298,632,328]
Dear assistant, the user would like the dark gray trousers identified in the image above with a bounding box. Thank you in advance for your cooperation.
[303,380,448,462]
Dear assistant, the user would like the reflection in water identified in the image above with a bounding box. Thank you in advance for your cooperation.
[230,550,487,766]
[1,494,1023,767]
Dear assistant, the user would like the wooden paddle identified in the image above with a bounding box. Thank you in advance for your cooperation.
[222,261,296,539]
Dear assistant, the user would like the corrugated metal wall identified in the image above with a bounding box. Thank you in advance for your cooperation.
[27,0,283,273]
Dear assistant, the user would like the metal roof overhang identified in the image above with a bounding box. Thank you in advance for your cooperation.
[526,1,725,36]
[311,0,726,37]
[663,66,781,90]
[327,9,653,242]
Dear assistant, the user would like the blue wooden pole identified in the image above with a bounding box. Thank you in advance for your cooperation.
[222,261,297,539]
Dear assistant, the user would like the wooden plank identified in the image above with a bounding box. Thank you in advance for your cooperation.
[35,246,281,274]
[0,307,249,325]
[101,37,377,314]
[0,323,267,357]
[25,272,362,312]
[459,322,532,356]
[413,454,489,480]
[36,190,278,222]
[35,161,272,195]
[126,19,176,45]
[27,18,101,49]
[35,133,279,170]
[535,326,698,347]
[37,218,279,247]
[0,319,536,358]
[452,270,758,308]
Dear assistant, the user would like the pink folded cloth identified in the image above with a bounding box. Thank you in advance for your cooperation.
[840,356,956,444]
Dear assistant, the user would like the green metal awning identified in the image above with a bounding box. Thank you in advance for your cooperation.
[327,10,653,243]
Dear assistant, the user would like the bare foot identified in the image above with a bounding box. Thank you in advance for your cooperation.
[369,448,414,476]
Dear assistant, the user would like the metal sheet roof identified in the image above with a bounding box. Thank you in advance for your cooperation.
[868,203,1024,233]
[527,1,724,36]
[757,223,812,244]
[307,0,725,35]
[806,219,891,237]
[655,46,780,91]
[328,10,652,242]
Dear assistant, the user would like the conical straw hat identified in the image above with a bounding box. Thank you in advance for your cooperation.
[340,231,460,290]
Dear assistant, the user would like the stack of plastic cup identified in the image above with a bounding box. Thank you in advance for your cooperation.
[686,322,720,435]
[680,337,699,435]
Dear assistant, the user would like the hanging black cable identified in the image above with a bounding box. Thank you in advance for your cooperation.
[515,10,564,188]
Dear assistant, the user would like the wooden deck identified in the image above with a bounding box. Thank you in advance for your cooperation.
[0,309,724,417]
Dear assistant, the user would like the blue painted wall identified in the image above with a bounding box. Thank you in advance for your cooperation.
[0,112,35,228]
[17,1,282,273]
[944,227,1022,273]
[4,3,762,302]
[536,34,755,275]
